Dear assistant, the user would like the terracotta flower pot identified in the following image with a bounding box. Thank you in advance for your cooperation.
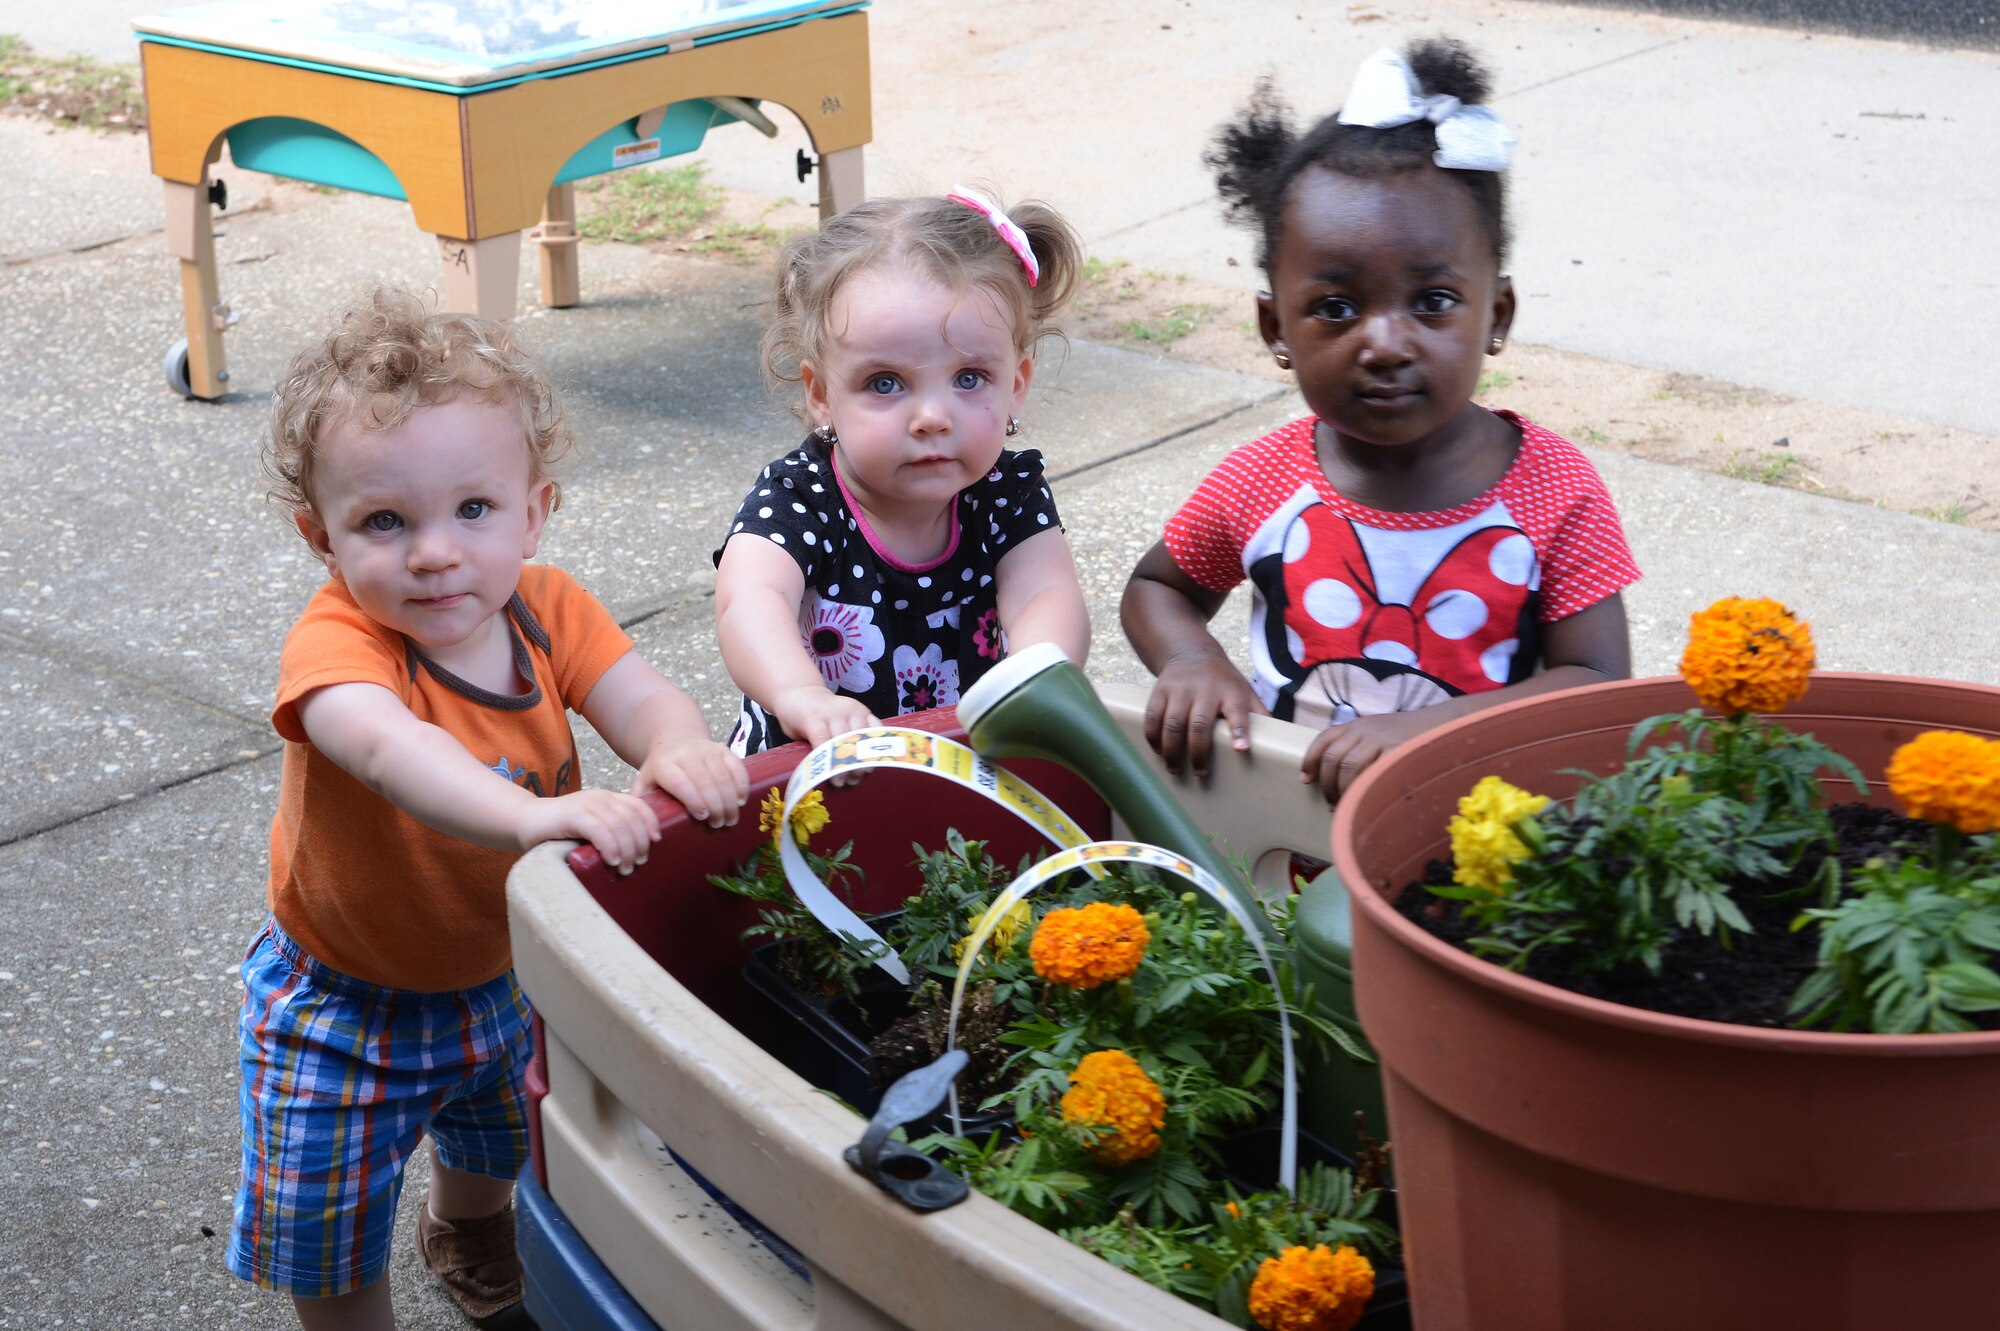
[1330,673,2000,1330]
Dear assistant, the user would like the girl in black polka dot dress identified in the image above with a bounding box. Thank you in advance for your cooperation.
[1124,39,1639,801]
[714,191,1091,755]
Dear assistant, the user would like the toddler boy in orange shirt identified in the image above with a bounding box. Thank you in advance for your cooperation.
[227,288,746,1329]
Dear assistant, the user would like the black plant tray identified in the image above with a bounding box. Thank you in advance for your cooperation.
[742,926,1013,1138]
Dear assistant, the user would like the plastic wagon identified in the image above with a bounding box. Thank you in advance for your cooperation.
[507,684,1364,1331]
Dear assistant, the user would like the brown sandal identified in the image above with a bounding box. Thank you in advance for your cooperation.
[417,1199,525,1322]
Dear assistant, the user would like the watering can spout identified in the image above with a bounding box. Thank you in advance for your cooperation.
[957,644,1277,940]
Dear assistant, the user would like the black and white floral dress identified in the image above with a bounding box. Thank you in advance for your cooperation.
[714,437,1064,756]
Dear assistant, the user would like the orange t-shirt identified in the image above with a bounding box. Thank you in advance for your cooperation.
[267,564,633,992]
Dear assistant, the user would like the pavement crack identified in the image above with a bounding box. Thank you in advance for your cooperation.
[0,743,282,849]
[1050,388,1292,485]
[3,223,164,268]
[0,624,271,731]
[2,202,268,268]
[1092,196,1213,245]
[617,588,716,635]
[1502,36,1691,100]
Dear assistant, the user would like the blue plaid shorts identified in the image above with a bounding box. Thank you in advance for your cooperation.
[227,920,533,1297]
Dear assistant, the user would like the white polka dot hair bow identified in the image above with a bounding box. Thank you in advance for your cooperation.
[1335,47,1515,173]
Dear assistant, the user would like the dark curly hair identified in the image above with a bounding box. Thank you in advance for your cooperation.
[1207,37,1511,275]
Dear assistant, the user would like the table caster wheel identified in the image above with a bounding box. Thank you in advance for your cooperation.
[164,338,193,397]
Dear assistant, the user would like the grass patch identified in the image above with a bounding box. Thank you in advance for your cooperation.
[1074,256,1141,314]
[1476,368,1513,395]
[1915,501,1970,525]
[578,163,724,243]
[1123,303,1215,345]
[1723,449,1806,487]
[0,33,146,131]
[1081,256,1128,286]
[689,221,784,261]
[1577,425,1610,444]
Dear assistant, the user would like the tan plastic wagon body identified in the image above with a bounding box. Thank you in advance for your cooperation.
[508,684,1339,1330]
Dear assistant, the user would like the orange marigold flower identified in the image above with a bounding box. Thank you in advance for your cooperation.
[1887,730,2000,835]
[1679,596,1815,715]
[1248,1244,1377,1331]
[1059,1049,1165,1165]
[1029,902,1150,989]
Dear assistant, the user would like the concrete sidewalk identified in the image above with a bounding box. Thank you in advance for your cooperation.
[1,2,1997,1328]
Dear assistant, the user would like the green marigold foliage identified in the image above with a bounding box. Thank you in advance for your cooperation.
[1792,830,2000,1033]
[1433,709,1862,976]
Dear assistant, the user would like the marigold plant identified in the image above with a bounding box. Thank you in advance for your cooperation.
[1679,596,1815,715]
[1430,595,1855,977]
[758,786,830,847]
[1247,1243,1377,1331]
[953,896,1034,963]
[1058,1049,1165,1165]
[1887,730,2000,835]
[1447,776,1549,893]
[1030,901,1150,989]
[1790,729,2000,1033]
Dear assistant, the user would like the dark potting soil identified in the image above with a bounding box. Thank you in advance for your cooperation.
[1394,803,1938,1028]
[866,981,1017,1106]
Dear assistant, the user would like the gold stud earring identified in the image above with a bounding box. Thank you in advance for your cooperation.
[1274,352,1293,370]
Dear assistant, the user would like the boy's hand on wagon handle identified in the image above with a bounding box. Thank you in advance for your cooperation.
[519,787,661,874]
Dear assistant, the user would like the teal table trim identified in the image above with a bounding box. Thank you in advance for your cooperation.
[225,99,743,200]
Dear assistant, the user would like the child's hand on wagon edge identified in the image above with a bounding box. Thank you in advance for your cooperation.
[1301,710,1441,803]
[520,788,662,873]
[635,737,750,829]
[1144,648,1269,780]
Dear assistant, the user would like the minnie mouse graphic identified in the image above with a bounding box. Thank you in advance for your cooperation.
[1244,481,1542,730]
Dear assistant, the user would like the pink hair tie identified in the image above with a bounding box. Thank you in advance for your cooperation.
[946,186,1040,287]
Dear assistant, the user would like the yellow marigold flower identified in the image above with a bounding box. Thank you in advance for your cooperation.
[1029,901,1150,989]
[1887,730,2000,835]
[1059,1049,1165,1165]
[952,897,1034,964]
[1679,596,1816,715]
[1248,1244,1377,1331]
[757,787,830,847]
[1448,775,1548,893]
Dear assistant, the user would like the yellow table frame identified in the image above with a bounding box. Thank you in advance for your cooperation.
[142,10,871,398]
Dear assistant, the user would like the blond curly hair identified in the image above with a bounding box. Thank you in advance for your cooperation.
[265,287,575,523]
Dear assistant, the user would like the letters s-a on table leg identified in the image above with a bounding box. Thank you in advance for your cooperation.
[435,232,524,321]
[162,177,228,399]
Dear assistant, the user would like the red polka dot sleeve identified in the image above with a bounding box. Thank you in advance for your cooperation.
[1163,421,1317,594]
[1520,424,1641,621]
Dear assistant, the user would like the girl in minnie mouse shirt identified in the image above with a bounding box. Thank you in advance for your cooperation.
[715,190,1090,755]
[1123,39,1639,801]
